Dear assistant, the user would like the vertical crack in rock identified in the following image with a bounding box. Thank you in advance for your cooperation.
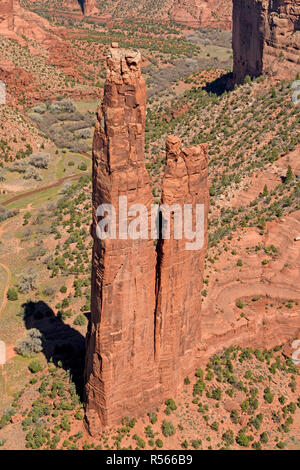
[84,44,209,434]
[233,0,300,83]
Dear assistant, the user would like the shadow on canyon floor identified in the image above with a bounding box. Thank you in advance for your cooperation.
[202,72,234,96]
[22,300,86,399]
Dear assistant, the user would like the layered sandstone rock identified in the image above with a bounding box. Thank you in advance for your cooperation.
[84,46,209,433]
[0,0,55,44]
[84,45,160,433]
[233,0,300,83]
[53,0,232,29]
[155,136,209,393]
[84,0,98,16]
[169,0,232,30]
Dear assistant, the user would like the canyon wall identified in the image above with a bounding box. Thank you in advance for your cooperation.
[233,0,300,83]
[84,0,98,16]
[0,0,54,43]
[56,0,232,29]
[84,45,209,433]
[169,0,232,30]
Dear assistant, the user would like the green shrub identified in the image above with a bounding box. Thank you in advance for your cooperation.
[7,287,18,301]
[222,429,234,446]
[74,314,86,326]
[162,420,176,437]
[236,432,250,447]
[28,360,43,374]
[260,432,268,444]
[155,438,163,448]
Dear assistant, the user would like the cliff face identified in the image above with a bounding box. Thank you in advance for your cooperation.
[60,0,232,29]
[84,45,159,433]
[0,0,54,43]
[155,136,209,394]
[169,0,232,30]
[84,45,209,433]
[233,0,300,83]
[83,0,98,15]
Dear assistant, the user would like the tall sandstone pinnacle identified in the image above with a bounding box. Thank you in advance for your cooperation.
[155,136,209,395]
[84,45,209,434]
[233,0,300,83]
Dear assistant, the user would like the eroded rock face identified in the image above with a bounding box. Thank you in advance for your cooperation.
[233,0,300,83]
[169,0,232,30]
[84,46,209,433]
[155,136,209,394]
[84,45,160,433]
[0,0,54,43]
[84,0,98,15]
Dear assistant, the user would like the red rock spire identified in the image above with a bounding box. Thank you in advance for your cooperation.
[84,45,209,433]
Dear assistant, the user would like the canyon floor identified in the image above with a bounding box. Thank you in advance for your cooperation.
[0,3,300,450]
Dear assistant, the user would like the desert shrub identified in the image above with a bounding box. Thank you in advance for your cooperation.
[29,153,50,169]
[288,402,297,414]
[236,432,250,447]
[191,439,201,449]
[211,421,219,431]
[195,368,204,378]
[260,432,268,443]
[78,162,87,171]
[60,415,70,432]
[16,329,43,357]
[7,287,18,301]
[43,286,55,297]
[28,360,43,374]
[155,438,163,448]
[193,379,205,396]
[74,128,91,139]
[31,103,47,114]
[75,411,84,420]
[74,314,86,326]
[18,271,37,293]
[23,167,41,180]
[49,99,76,114]
[9,161,28,173]
[285,165,293,184]
[165,398,177,411]
[144,425,154,438]
[252,441,261,450]
[222,429,234,446]
[162,420,176,437]
[0,408,15,429]
[148,411,157,424]
[133,434,145,449]
[263,387,274,404]
[184,376,190,385]
[211,387,222,400]
[230,409,239,424]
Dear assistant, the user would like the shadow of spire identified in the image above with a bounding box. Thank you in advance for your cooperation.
[22,300,86,399]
